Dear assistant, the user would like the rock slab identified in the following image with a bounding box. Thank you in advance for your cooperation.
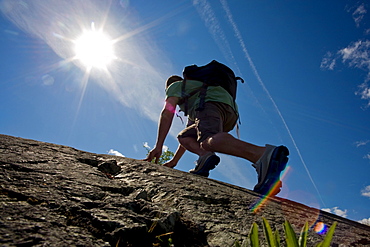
[1,134,369,246]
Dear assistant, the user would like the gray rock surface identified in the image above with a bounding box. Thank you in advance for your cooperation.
[1,134,369,246]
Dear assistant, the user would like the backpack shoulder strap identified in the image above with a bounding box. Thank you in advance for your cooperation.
[178,79,203,116]
[195,83,208,112]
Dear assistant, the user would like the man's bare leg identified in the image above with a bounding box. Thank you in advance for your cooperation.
[178,136,211,157]
[200,132,266,163]
[178,136,219,177]
[201,132,289,195]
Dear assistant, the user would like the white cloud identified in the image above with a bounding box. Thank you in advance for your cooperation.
[108,149,125,157]
[355,140,370,160]
[355,140,370,147]
[320,52,336,70]
[143,142,169,152]
[358,218,370,226]
[351,3,367,27]
[361,185,370,198]
[356,83,370,107]
[322,3,370,108]
[321,208,330,213]
[339,40,370,75]
[321,40,370,107]
[322,207,348,218]
[143,142,151,149]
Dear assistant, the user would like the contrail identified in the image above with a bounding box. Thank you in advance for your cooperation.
[192,0,238,70]
[192,0,264,187]
[219,0,326,207]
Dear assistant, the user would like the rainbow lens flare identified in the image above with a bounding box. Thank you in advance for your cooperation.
[314,221,328,235]
[251,166,291,213]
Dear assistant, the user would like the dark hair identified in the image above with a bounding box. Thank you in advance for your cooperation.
[165,75,183,88]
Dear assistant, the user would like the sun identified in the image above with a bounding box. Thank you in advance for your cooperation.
[74,27,116,69]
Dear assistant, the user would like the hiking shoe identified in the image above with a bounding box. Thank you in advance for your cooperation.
[253,145,289,196]
[189,152,220,177]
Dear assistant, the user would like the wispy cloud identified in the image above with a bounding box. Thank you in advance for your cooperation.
[322,206,348,218]
[354,140,370,160]
[355,141,370,160]
[320,52,337,70]
[355,140,370,147]
[349,3,367,28]
[336,40,370,109]
[108,149,125,157]
[356,82,370,107]
[339,40,370,79]
[192,0,236,66]
[0,0,173,124]
[361,185,370,198]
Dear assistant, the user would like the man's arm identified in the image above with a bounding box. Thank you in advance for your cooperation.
[162,119,194,168]
[163,144,186,168]
[144,96,178,163]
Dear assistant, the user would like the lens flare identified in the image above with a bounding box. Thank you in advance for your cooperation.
[251,166,291,213]
[314,221,328,235]
[280,188,321,230]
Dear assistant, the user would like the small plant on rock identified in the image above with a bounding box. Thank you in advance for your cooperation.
[234,218,337,247]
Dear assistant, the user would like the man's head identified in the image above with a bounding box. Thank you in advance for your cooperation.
[166,75,183,89]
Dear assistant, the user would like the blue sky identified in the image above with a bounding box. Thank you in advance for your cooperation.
[1,0,369,226]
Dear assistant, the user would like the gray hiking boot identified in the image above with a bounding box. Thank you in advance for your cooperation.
[253,145,289,196]
[189,152,220,177]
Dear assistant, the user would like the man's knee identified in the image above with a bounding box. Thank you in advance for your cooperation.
[200,138,212,151]
[177,136,186,145]
[178,136,193,147]
[200,132,230,151]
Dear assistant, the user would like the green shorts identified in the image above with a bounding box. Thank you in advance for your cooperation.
[177,102,238,142]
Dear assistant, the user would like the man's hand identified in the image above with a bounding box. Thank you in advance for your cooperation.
[162,159,177,168]
[143,146,162,164]
[162,144,186,168]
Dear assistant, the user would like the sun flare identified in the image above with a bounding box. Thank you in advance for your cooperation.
[74,28,116,69]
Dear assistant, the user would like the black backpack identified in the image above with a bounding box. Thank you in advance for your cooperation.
[179,60,244,116]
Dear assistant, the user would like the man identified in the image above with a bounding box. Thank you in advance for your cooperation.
[144,71,289,196]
